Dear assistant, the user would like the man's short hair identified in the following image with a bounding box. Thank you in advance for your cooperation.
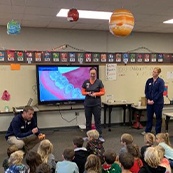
[23,106,34,112]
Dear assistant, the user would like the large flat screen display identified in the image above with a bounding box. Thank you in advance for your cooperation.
[36,65,99,105]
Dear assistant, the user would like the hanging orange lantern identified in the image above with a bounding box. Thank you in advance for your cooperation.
[109,9,135,37]
[67,8,79,22]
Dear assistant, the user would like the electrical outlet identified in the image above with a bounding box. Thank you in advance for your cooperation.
[75,112,79,116]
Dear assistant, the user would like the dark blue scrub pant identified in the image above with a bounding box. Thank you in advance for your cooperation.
[84,104,102,135]
[145,103,163,134]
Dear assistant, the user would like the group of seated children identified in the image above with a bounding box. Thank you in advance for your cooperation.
[3,130,173,173]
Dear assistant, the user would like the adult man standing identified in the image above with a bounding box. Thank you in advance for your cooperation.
[5,106,45,151]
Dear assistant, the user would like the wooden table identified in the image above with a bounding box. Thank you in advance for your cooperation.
[163,112,173,132]
[102,101,133,131]
[130,105,146,122]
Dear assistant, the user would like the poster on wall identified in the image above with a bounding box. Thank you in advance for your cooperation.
[16,51,25,62]
[105,63,117,80]
[52,52,60,62]
[34,52,42,62]
[43,51,52,62]
[60,53,68,62]
[69,52,76,63]
[100,53,107,62]
[85,53,92,62]
[0,51,5,62]
[25,51,34,63]
[92,53,100,63]
[77,53,84,64]
[7,50,15,62]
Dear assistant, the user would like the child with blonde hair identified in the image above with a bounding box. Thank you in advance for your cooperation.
[2,145,18,171]
[119,133,133,154]
[139,147,166,173]
[86,129,105,164]
[156,132,173,167]
[5,150,29,173]
[140,132,155,163]
[37,139,56,172]
[84,154,101,173]
[155,145,171,173]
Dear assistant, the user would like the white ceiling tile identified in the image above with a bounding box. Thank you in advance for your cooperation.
[0,0,172,33]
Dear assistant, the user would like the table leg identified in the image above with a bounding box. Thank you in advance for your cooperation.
[123,106,126,125]
[128,105,132,125]
[165,116,170,132]
[103,105,107,128]
[108,106,112,131]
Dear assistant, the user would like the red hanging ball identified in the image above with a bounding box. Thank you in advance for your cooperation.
[67,8,79,22]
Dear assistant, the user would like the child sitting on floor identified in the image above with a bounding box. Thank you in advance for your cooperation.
[126,143,143,173]
[72,136,89,173]
[5,150,29,173]
[102,149,121,173]
[84,154,101,173]
[140,132,155,163]
[139,146,166,173]
[155,145,171,173]
[56,148,79,173]
[2,145,18,171]
[119,152,134,173]
[119,133,133,154]
[86,129,105,164]
[37,139,56,173]
[156,132,173,168]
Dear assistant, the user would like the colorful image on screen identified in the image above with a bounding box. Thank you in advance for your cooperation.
[36,65,98,104]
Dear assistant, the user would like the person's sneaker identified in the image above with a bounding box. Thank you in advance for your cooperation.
[83,137,88,141]
[99,137,105,142]
[141,131,146,135]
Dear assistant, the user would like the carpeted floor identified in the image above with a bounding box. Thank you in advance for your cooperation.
[1,122,173,172]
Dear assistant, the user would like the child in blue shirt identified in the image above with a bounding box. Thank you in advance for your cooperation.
[56,148,79,173]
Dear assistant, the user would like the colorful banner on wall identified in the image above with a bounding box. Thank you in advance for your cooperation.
[0,50,173,64]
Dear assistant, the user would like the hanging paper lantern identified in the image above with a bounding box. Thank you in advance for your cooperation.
[67,8,79,22]
[7,20,21,35]
[109,9,134,37]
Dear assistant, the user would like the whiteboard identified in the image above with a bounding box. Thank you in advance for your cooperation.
[100,65,173,105]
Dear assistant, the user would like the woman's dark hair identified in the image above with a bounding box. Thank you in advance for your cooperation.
[26,151,42,173]
[89,67,97,71]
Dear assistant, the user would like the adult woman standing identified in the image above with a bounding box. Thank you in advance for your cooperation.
[82,67,105,140]
[144,67,165,135]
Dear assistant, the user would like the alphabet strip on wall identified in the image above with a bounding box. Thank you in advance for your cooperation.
[0,50,173,64]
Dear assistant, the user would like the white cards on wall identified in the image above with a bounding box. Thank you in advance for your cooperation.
[105,64,117,80]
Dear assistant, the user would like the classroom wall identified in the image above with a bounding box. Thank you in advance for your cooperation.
[0,26,173,132]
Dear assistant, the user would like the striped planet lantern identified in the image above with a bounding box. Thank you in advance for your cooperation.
[109,9,134,37]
